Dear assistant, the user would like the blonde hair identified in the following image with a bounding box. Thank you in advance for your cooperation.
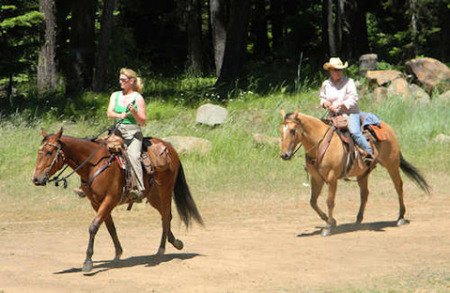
[120,68,144,93]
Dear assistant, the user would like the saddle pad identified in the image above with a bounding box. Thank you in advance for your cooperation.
[367,122,389,141]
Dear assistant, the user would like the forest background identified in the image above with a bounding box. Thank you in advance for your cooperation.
[1,0,450,118]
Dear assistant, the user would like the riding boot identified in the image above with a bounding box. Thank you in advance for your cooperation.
[129,188,143,203]
[361,151,375,166]
[73,187,86,198]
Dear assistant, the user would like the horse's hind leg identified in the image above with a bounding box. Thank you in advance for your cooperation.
[356,175,369,224]
[104,215,123,261]
[387,166,407,225]
[149,184,183,255]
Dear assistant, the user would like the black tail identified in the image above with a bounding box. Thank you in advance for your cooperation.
[400,152,430,194]
[173,163,204,228]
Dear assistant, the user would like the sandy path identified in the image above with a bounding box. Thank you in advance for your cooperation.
[1,181,449,293]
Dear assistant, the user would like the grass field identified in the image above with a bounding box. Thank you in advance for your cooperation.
[1,86,449,292]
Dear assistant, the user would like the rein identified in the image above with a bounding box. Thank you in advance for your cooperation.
[47,119,125,188]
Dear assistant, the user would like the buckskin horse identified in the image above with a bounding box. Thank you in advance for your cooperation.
[279,109,430,236]
[32,128,203,272]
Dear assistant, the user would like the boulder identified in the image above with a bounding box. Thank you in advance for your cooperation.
[405,57,450,94]
[366,70,404,88]
[253,133,281,148]
[409,84,430,104]
[196,103,228,126]
[163,136,212,155]
[387,78,412,98]
[437,90,450,102]
[433,134,450,143]
[359,54,378,75]
[372,87,388,103]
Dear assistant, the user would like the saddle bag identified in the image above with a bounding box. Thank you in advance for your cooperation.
[104,134,125,153]
[141,142,170,173]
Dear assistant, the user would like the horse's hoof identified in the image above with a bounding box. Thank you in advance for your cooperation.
[321,228,331,237]
[397,219,409,226]
[82,261,93,272]
[157,248,165,255]
[329,219,337,227]
[173,239,184,250]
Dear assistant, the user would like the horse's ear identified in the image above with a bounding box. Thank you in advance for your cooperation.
[55,127,63,139]
[294,108,299,116]
[280,108,286,119]
[41,128,48,138]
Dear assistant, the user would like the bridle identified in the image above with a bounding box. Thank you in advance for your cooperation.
[39,140,66,184]
[282,119,306,156]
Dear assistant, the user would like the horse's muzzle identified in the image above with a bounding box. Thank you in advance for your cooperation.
[280,152,292,160]
[31,176,47,186]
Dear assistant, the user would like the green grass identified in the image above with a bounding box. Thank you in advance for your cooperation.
[1,82,449,208]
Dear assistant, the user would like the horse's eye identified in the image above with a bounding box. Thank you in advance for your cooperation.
[290,129,296,135]
[46,150,53,156]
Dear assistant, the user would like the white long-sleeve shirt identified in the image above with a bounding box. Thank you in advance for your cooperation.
[319,76,359,114]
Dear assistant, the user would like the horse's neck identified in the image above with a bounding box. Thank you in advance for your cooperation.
[61,136,104,167]
[298,114,329,152]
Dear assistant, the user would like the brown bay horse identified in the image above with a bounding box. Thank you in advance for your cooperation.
[279,109,430,236]
[32,128,203,272]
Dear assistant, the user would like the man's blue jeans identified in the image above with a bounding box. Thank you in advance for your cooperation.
[348,113,372,153]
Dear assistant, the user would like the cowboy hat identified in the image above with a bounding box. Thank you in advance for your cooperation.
[323,57,348,70]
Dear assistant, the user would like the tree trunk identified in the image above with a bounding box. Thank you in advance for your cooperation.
[68,0,96,92]
[37,0,58,94]
[210,0,228,76]
[322,0,336,57]
[343,0,369,60]
[216,0,251,86]
[92,0,116,92]
[186,0,204,75]
[336,0,344,57]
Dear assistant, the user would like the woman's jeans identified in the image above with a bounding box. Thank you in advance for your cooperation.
[118,124,145,192]
[348,113,372,153]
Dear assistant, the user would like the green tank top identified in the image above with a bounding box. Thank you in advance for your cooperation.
[114,91,139,124]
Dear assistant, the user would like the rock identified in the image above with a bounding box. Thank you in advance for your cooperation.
[163,136,212,155]
[359,54,378,76]
[409,84,430,104]
[437,90,450,102]
[372,87,388,103]
[253,133,280,148]
[366,70,404,88]
[387,78,412,98]
[433,134,450,143]
[196,103,228,126]
[405,57,450,94]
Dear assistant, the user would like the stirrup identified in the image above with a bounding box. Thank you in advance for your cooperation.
[363,153,375,166]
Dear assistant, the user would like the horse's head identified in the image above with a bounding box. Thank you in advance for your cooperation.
[279,109,303,160]
[31,128,65,186]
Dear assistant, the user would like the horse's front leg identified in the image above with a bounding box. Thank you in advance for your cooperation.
[82,197,115,272]
[309,175,327,223]
[322,176,338,236]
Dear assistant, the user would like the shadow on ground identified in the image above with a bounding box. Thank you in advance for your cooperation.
[54,253,201,276]
[297,220,409,237]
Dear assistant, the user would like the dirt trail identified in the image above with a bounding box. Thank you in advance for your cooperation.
[1,182,449,293]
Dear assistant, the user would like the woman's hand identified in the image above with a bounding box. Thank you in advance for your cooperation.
[126,103,135,113]
[323,101,331,109]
